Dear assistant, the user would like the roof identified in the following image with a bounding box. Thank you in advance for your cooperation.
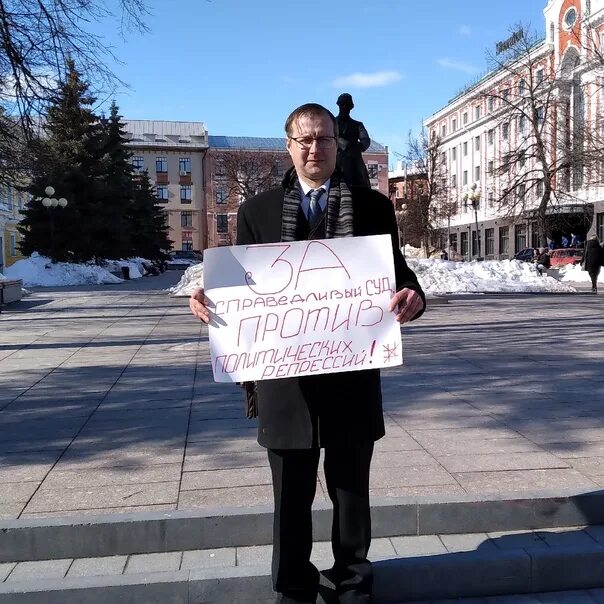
[124,120,208,148]
[209,135,387,154]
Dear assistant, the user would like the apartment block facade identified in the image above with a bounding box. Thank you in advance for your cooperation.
[123,120,209,252]
[424,0,604,260]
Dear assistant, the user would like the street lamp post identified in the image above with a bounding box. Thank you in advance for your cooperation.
[40,186,68,259]
[396,203,409,257]
[466,183,482,259]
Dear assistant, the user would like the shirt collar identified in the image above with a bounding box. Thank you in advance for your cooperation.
[298,178,330,196]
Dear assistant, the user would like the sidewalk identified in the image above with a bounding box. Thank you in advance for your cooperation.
[1,273,604,519]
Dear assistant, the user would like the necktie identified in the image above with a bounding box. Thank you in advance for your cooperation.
[308,188,324,225]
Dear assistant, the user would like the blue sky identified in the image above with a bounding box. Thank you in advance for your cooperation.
[95,0,546,165]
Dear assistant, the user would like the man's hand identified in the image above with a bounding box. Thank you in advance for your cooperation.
[189,287,210,324]
[388,288,424,324]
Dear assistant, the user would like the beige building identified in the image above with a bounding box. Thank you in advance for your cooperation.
[123,120,209,252]
[0,183,27,272]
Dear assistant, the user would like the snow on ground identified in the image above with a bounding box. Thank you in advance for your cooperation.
[559,262,604,284]
[4,253,129,287]
[169,255,578,297]
[168,262,204,296]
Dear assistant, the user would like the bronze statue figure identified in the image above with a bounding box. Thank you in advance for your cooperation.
[335,93,371,187]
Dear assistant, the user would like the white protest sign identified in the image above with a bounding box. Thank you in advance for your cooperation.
[203,234,403,383]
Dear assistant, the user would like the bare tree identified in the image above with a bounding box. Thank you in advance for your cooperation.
[404,128,450,255]
[214,150,287,202]
[481,24,598,246]
[0,0,149,184]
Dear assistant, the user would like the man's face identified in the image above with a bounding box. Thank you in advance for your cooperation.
[286,113,337,187]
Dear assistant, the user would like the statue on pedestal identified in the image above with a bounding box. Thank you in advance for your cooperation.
[335,93,371,187]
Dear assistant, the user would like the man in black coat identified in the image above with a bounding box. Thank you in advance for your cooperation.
[582,235,604,293]
[190,103,425,603]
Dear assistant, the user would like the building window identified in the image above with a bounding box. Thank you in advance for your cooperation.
[182,240,193,252]
[132,156,145,171]
[367,163,379,179]
[519,115,527,134]
[463,170,468,186]
[485,228,494,256]
[10,233,16,256]
[441,124,447,137]
[502,88,510,101]
[463,112,468,125]
[475,136,480,152]
[451,174,457,188]
[475,165,481,182]
[451,147,457,161]
[519,151,527,168]
[502,122,509,140]
[518,184,526,200]
[179,157,191,174]
[216,186,228,204]
[475,106,481,120]
[463,141,468,156]
[181,211,193,227]
[7,186,13,210]
[488,160,494,175]
[156,184,168,202]
[488,129,494,146]
[215,158,225,177]
[488,97,495,112]
[536,106,544,127]
[180,185,192,203]
[514,224,527,251]
[518,79,526,96]
[216,213,228,233]
[536,68,544,84]
[155,156,168,173]
[499,226,509,255]
[461,231,469,257]
[488,191,494,207]
[536,179,544,198]
[452,118,457,131]
[273,159,283,177]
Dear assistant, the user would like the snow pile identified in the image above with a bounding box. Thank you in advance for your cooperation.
[4,253,122,287]
[168,262,204,296]
[408,258,576,294]
[559,263,604,284]
[169,256,578,297]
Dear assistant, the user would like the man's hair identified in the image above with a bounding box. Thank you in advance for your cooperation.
[284,103,337,137]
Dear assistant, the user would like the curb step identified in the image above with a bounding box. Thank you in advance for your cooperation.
[3,490,604,563]
[3,528,604,603]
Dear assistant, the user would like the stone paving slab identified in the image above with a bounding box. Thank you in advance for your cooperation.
[1,277,604,521]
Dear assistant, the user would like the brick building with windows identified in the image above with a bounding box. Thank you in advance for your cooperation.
[125,121,389,252]
[123,120,209,252]
[205,135,389,248]
[424,0,604,260]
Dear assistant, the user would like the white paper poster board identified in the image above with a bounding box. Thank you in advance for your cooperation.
[203,234,403,383]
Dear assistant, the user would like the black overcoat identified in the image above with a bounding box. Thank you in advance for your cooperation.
[583,240,604,273]
[236,183,425,449]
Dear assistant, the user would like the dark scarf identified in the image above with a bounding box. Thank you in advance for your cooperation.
[280,166,354,242]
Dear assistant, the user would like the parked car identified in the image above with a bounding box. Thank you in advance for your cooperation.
[167,250,203,269]
[513,248,537,262]
[549,248,584,267]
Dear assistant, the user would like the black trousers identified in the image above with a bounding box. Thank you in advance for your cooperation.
[267,443,374,603]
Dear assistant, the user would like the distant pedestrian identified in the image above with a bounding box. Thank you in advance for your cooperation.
[535,248,551,276]
[440,249,449,260]
[582,235,604,294]
[561,235,569,248]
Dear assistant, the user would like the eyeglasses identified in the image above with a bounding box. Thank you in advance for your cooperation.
[288,136,336,150]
